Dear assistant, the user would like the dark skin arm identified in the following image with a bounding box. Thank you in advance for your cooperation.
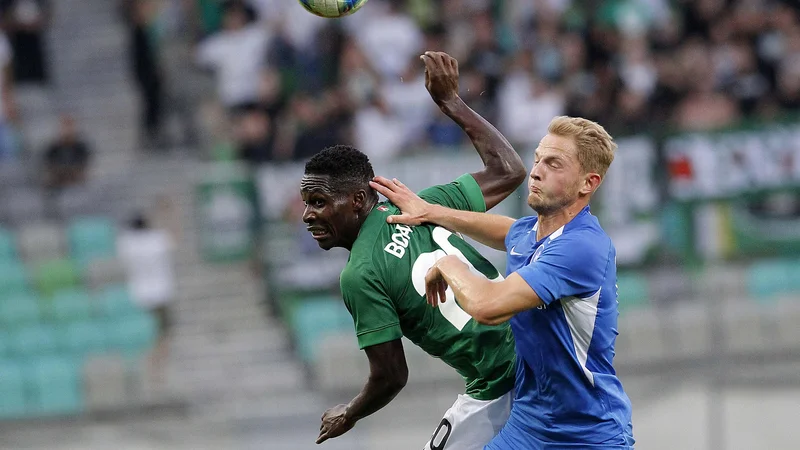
[421,51,527,210]
[317,339,408,444]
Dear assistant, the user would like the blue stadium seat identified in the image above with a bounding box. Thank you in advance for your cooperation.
[0,226,18,263]
[9,324,60,357]
[67,216,117,266]
[97,285,139,317]
[106,312,157,356]
[0,359,28,418]
[0,293,42,327]
[289,297,352,364]
[0,261,30,297]
[747,259,793,302]
[27,356,85,416]
[48,288,93,322]
[63,320,107,357]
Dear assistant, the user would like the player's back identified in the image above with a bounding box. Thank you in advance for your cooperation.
[341,200,516,401]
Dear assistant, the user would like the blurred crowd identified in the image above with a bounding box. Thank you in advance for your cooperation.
[182,0,800,165]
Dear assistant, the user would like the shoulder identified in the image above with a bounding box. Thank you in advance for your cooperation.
[506,216,537,244]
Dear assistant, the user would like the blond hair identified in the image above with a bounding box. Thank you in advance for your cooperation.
[547,116,616,177]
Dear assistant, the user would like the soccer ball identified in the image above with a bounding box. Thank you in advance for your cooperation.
[297,0,368,18]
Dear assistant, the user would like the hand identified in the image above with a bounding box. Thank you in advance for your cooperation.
[425,256,458,307]
[317,404,355,444]
[369,176,432,226]
[420,51,459,107]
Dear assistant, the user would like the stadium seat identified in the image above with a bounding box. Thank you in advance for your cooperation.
[48,289,93,322]
[63,320,107,356]
[17,222,65,265]
[288,297,352,364]
[616,272,650,313]
[34,259,82,298]
[0,261,30,297]
[67,216,117,266]
[85,257,127,290]
[746,259,793,302]
[9,324,60,357]
[0,293,42,327]
[97,285,139,317]
[106,312,157,356]
[27,356,85,416]
[0,359,28,418]
[0,226,18,263]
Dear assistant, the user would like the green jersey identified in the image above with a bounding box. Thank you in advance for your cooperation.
[339,174,516,401]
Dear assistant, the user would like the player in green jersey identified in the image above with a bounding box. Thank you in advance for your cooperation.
[301,52,526,449]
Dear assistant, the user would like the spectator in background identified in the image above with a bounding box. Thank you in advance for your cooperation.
[195,0,269,113]
[0,29,17,161]
[42,114,91,189]
[117,212,176,388]
[0,0,49,85]
[124,0,167,150]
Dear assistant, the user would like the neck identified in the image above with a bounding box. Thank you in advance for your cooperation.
[535,200,587,241]
[344,198,378,251]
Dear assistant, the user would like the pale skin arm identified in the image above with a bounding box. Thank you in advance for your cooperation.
[425,255,544,326]
[369,176,515,251]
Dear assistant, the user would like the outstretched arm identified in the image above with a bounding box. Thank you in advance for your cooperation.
[425,256,543,326]
[370,177,514,251]
[317,339,408,444]
[422,52,526,210]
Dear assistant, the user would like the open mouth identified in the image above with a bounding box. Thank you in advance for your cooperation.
[307,228,330,240]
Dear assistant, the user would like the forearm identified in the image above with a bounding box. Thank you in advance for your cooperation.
[427,204,513,251]
[438,259,495,320]
[439,97,526,209]
[345,374,405,423]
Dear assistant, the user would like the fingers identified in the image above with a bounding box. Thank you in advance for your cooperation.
[438,278,447,304]
[316,431,329,444]
[368,180,394,199]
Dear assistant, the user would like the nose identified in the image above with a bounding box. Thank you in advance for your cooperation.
[302,205,314,224]
[530,165,542,182]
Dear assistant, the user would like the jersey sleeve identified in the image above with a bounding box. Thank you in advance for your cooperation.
[505,217,534,251]
[515,233,612,305]
[417,173,487,213]
[340,266,403,350]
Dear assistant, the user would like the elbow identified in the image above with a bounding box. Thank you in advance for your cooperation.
[372,367,407,393]
[471,302,507,326]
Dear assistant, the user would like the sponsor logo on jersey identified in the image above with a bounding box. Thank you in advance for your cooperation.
[377,205,389,212]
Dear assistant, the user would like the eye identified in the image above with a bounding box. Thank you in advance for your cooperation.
[312,199,325,208]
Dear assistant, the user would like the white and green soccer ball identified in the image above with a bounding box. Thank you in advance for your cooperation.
[297,0,369,18]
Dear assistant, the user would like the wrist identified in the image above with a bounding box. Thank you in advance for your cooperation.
[425,204,445,224]
[343,404,359,424]
[437,96,464,115]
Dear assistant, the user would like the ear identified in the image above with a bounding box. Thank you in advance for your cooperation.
[352,189,367,211]
[580,173,603,196]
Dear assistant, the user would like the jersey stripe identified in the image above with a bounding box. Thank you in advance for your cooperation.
[561,288,601,386]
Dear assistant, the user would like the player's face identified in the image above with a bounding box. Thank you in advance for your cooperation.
[528,134,585,214]
[300,174,358,251]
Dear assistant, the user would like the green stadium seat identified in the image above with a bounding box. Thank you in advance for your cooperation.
[63,321,107,356]
[288,297,353,364]
[0,226,18,263]
[0,359,28,418]
[0,261,30,297]
[27,356,85,416]
[0,293,42,327]
[106,312,157,356]
[68,216,116,266]
[34,259,82,298]
[97,285,139,317]
[616,272,650,313]
[9,324,60,357]
[49,289,93,322]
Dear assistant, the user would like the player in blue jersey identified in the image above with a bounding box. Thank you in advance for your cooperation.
[369,116,635,449]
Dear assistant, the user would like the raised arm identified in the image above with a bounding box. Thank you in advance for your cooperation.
[422,52,526,210]
[317,339,408,444]
[370,176,514,251]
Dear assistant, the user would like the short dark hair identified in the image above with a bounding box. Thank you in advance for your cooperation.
[304,145,376,195]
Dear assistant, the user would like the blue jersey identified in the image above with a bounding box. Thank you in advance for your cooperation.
[487,206,634,449]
